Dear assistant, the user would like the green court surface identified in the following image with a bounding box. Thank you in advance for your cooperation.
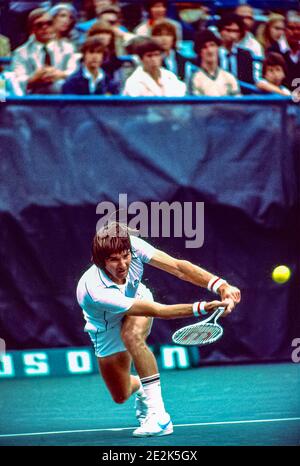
[0,363,299,446]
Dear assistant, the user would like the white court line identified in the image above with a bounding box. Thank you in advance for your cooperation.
[0,417,300,439]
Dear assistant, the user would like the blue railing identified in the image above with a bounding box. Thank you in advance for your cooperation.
[3,94,293,104]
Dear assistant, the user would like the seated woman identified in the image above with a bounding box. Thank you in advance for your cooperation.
[134,0,183,44]
[256,14,287,55]
[50,2,79,50]
[62,36,120,94]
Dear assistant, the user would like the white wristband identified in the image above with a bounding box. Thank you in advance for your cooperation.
[207,277,227,294]
[192,301,208,317]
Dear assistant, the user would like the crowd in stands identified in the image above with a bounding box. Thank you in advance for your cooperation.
[0,1,299,98]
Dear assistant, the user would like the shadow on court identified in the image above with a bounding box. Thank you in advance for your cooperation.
[0,363,299,446]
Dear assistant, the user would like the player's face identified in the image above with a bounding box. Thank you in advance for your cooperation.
[104,250,132,284]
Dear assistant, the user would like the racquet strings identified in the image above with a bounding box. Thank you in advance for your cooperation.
[174,322,223,345]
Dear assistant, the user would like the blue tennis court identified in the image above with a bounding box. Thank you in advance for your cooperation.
[0,362,299,446]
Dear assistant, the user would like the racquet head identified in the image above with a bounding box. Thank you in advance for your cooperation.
[172,307,225,346]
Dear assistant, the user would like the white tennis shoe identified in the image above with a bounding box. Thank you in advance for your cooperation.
[135,393,148,424]
[133,412,173,437]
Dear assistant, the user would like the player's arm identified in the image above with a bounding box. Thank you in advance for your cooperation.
[149,250,241,310]
[126,299,229,319]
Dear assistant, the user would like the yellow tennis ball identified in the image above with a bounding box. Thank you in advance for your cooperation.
[272,265,291,284]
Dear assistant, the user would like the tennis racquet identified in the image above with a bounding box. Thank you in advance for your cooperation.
[172,307,225,346]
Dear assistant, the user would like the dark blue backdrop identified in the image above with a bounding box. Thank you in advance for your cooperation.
[0,96,299,364]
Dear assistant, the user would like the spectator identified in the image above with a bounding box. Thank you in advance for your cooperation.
[151,20,190,81]
[4,1,47,49]
[190,30,240,96]
[218,13,255,85]
[50,3,79,48]
[123,38,186,96]
[256,52,291,96]
[235,3,264,58]
[134,1,183,44]
[282,11,300,90]
[0,34,11,57]
[87,20,124,77]
[256,14,286,55]
[81,0,118,23]
[12,8,80,94]
[76,3,134,54]
[62,36,119,94]
[0,56,23,97]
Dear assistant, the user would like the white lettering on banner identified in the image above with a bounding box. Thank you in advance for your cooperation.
[291,338,300,363]
[67,351,93,373]
[0,354,15,377]
[162,346,190,369]
[23,353,49,375]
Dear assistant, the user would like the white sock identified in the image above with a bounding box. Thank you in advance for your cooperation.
[140,373,166,414]
[136,380,145,398]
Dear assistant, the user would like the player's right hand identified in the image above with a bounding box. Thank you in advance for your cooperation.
[205,300,229,315]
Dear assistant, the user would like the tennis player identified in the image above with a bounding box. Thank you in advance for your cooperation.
[76,222,241,437]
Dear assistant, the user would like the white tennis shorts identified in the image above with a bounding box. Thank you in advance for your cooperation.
[87,283,154,358]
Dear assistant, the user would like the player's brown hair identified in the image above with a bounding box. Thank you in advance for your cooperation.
[92,222,132,269]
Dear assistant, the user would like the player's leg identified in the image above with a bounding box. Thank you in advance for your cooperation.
[121,313,173,437]
[88,323,142,405]
[97,351,140,404]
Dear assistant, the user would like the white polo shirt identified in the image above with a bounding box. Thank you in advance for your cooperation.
[76,235,157,332]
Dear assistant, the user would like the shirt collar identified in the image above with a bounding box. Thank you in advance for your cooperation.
[220,44,238,55]
[98,267,128,289]
[82,65,104,82]
[164,49,176,60]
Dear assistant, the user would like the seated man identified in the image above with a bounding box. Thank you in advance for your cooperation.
[282,11,300,91]
[123,38,186,96]
[62,37,120,94]
[256,52,291,96]
[190,30,240,96]
[218,13,255,86]
[12,8,79,94]
[235,3,264,59]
